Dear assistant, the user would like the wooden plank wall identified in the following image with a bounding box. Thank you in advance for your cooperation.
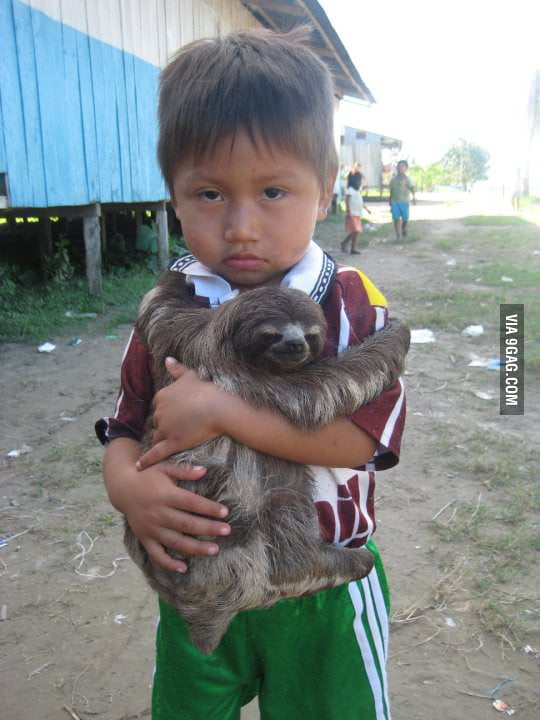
[0,0,258,208]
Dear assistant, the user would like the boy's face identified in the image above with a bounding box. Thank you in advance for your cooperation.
[172,132,332,290]
[397,162,407,175]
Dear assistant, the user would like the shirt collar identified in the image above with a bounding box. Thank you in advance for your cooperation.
[168,241,336,307]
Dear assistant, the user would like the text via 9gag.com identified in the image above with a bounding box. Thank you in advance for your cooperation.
[500,304,524,415]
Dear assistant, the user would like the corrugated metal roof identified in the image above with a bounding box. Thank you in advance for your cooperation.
[240,0,375,103]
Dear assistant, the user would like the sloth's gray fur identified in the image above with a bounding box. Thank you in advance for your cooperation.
[124,271,410,655]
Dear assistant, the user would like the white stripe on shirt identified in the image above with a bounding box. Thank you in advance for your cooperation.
[380,378,404,449]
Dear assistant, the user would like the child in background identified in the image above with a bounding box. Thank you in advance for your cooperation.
[389,160,416,240]
[97,27,404,720]
[341,173,371,254]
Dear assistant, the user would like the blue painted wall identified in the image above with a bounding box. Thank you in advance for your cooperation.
[0,0,167,207]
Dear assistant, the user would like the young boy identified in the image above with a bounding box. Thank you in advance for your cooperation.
[97,27,405,720]
[341,173,371,254]
[389,160,416,240]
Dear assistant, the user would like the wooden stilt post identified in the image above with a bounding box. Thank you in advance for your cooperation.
[100,211,108,253]
[39,216,53,259]
[83,203,102,295]
[155,201,169,273]
[135,210,142,244]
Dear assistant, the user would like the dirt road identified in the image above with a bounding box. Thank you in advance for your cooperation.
[1,193,539,719]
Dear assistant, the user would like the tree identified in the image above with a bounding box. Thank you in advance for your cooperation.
[409,162,449,191]
[442,139,490,191]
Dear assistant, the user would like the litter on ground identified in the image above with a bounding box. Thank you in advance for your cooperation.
[468,356,504,370]
[473,391,495,400]
[462,325,484,337]
[64,311,98,318]
[411,329,436,343]
[492,699,515,715]
[6,444,33,458]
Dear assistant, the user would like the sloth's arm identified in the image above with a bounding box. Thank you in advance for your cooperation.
[136,286,211,384]
[236,319,410,429]
[137,361,377,470]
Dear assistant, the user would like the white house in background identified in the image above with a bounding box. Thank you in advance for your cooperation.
[339,127,402,192]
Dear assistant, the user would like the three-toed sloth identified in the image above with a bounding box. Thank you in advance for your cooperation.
[124,271,410,655]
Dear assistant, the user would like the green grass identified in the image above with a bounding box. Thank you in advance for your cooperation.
[459,262,539,288]
[428,430,540,643]
[393,287,495,330]
[0,266,157,342]
[464,215,532,226]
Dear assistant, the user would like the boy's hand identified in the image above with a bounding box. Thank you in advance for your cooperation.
[123,461,230,572]
[137,357,227,470]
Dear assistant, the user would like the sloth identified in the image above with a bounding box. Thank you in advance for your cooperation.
[124,271,410,655]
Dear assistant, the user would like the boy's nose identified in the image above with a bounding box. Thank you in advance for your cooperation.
[224,202,259,244]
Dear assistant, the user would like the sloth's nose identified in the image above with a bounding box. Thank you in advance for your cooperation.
[282,339,306,353]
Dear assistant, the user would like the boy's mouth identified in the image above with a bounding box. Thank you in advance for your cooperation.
[224,254,265,271]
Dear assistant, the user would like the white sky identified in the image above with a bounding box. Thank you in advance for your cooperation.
[320,0,540,181]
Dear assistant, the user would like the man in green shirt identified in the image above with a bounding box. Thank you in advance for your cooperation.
[389,160,416,240]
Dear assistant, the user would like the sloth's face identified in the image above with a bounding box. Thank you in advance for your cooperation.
[241,320,325,371]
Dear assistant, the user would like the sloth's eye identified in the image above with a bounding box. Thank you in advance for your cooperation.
[304,333,320,343]
[260,331,283,344]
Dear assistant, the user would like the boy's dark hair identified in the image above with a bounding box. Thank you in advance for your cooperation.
[158,26,338,194]
[397,160,409,169]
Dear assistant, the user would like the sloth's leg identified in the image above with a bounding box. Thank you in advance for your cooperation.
[269,542,374,598]
[187,612,237,656]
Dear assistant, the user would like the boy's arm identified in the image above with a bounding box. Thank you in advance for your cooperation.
[137,360,377,471]
[104,436,231,571]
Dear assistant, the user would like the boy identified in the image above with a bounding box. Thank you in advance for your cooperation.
[97,27,405,720]
[341,172,372,254]
[389,160,416,240]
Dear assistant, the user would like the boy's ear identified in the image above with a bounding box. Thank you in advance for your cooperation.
[317,174,335,221]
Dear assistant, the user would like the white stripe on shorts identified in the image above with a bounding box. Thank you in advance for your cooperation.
[368,571,390,662]
[348,578,391,720]
[361,574,391,715]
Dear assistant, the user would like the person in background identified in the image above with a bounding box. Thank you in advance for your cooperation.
[347,161,363,192]
[341,172,371,254]
[389,160,416,240]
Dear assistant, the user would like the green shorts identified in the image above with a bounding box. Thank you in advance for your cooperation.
[152,539,390,720]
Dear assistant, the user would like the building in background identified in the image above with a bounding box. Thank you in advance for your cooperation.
[0,0,374,292]
[339,127,402,193]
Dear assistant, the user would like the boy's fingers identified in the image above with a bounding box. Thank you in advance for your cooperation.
[161,463,207,480]
[158,525,225,558]
[137,440,177,469]
[165,356,186,379]
[145,539,188,573]
[163,505,231,536]
[162,472,230,520]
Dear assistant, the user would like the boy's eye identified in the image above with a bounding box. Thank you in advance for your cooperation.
[262,187,285,200]
[200,190,222,201]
